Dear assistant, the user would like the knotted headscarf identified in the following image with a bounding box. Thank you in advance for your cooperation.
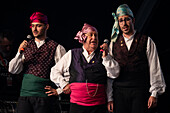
[74,23,97,43]
[111,4,134,42]
[30,12,48,28]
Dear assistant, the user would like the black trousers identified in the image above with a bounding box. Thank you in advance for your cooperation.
[69,103,107,113]
[113,87,150,113]
[17,96,59,113]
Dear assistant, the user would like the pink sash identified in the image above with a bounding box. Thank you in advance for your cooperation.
[70,82,106,106]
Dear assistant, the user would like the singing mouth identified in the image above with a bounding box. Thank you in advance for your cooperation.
[122,26,129,31]
[33,31,38,35]
[91,41,97,44]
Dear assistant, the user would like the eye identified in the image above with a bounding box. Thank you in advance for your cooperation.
[125,17,131,21]
[37,24,42,27]
[94,33,97,37]
[119,19,123,23]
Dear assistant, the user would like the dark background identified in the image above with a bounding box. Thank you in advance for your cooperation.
[0,0,169,112]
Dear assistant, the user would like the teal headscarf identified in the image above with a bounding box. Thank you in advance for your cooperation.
[111,4,134,42]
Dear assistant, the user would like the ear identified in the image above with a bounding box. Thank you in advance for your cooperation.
[45,24,49,30]
[132,18,135,24]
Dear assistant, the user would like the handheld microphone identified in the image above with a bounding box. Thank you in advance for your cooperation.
[103,39,110,45]
[20,35,32,54]
[26,35,32,41]
[100,39,110,55]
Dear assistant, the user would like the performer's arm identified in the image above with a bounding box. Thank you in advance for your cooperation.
[147,37,166,98]
[45,44,66,96]
[54,44,66,63]
[50,50,71,94]
[8,40,27,74]
[147,37,166,108]
[100,42,120,79]
[102,54,120,79]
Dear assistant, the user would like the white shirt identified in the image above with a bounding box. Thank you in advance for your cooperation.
[50,46,120,95]
[107,32,166,102]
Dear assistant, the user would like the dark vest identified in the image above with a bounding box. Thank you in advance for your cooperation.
[69,48,107,84]
[23,38,58,79]
[113,33,150,88]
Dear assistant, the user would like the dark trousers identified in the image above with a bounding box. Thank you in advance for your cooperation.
[69,103,107,113]
[17,96,59,113]
[113,87,150,113]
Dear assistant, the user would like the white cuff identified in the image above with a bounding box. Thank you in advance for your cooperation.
[151,91,158,98]
[56,88,63,95]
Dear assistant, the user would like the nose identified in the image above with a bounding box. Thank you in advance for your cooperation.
[92,34,96,39]
[122,20,126,25]
[32,26,37,31]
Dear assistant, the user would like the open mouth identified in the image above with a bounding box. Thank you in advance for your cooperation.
[122,26,128,31]
[33,31,38,34]
[91,41,97,44]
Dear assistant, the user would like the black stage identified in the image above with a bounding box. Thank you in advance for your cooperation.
[0,0,169,113]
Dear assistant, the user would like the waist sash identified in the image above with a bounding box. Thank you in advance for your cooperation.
[70,82,106,106]
[20,74,52,97]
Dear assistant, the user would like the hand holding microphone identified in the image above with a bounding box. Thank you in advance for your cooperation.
[19,35,32,54]
[100,39,110,58]
[19,40,28,53]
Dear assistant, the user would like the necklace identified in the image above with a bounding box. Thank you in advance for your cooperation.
[86,80,99,97]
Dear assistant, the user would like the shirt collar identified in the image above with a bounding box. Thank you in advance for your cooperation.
[35,39,45,43]
[34,37,48,48]
[82,46,95,59]
[123,30,136,42]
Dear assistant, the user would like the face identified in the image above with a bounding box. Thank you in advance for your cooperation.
[83,30,98,52]
[0,37,13,53]
[118,15,135,35]
[31,22,48,38]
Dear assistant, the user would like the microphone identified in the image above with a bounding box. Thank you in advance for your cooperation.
[26,35,32,41]
[103,39,110,45]
[20,35,32,54]
[99,39,110,57]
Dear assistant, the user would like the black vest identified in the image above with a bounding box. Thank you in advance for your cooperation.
[69,48,107,84]
[113,33,150,88]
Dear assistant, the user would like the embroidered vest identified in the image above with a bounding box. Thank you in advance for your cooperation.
[113,33,150,88]
[23,38,58,79]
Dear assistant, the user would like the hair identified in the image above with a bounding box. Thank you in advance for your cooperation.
[0,30,15,43]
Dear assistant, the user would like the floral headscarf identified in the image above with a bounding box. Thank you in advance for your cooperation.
[74,23,97,43]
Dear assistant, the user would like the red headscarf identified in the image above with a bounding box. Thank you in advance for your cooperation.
[30,12,48,28]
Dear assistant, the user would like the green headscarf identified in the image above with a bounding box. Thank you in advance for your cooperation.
[111,4,134,42]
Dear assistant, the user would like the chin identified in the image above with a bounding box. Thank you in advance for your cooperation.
[33,34,38,37]
[34,35,40,38]
[123,30,130,34]
[91,45,98,49]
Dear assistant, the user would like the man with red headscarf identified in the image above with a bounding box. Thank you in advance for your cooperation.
[8,12,66,113]
[50,23,120,113]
